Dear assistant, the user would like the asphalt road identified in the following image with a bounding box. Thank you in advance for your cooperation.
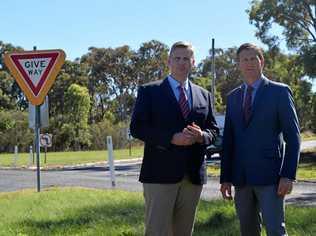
[1,162,315,206]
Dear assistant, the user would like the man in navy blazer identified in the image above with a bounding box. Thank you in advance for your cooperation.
[130,41,218,236]
[220,43,300,236]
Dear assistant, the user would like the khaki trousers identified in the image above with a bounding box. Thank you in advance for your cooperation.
[143,177,202,236]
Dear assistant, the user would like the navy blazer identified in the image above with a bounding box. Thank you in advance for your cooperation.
[220,77,300,186]
[130,78,219,185]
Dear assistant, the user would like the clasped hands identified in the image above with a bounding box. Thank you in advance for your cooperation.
[171,122,204,146]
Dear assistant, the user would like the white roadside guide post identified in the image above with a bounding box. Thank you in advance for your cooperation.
[4,48,65,192]
[106,136,116,187]
[28,146,33,167]
[12,145,18,167]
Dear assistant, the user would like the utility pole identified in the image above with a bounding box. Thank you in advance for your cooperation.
[211,38,216,114]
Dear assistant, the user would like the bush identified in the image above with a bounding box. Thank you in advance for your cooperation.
[0,110,33,152]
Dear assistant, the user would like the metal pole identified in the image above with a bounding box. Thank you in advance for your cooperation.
[211,38,216,114]
[33,45,41,192]
[44,146,47,164]
[35,105,41,192]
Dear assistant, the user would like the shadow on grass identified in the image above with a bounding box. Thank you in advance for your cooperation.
[194,200,240,236]
[196,211,235,229]
[194,211,239,236]
[18,200,144,235]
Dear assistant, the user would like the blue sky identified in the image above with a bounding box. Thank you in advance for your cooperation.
[2,0,267,62]
[2,0,315,90]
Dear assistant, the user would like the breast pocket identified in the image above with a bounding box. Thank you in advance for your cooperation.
[192,106,208,122]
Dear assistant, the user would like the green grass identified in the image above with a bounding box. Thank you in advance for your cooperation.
[208,148,316,181]
[296,149,316,180]
[0,188,315,236]
[207,165,220,177]
[296,163,316,180]
[207,163,316,181]
[301,131,316,141]
[0,146,143,168]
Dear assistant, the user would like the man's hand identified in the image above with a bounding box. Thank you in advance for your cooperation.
[220,182,233,200]
[183,122,204,143]
[171,132,195,146]
[277,177,293,197]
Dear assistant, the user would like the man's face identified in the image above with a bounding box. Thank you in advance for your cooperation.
[238,48,264,83]
[168,47,195,82]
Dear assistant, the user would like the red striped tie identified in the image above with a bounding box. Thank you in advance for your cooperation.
[178,85,190,119]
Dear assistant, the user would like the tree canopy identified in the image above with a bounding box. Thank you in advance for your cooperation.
[248,0,316,77]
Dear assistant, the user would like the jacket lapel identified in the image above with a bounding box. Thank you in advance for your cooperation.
[161,78,184,120]
[244,77,270,127]
[252,77,269,113]
[189,81,199,112]
[235,85,245,128]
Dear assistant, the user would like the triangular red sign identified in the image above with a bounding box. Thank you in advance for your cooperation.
[11,52,58,96]
[4,49,65,105]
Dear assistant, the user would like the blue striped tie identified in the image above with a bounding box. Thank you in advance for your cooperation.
[178,85,190,119]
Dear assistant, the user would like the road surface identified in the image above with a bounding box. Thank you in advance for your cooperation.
[1,162,315,206]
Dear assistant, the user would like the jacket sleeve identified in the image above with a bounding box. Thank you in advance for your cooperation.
[202,92,219,145]
[278,86,301,180]
[220,96,234,183]
[130,85,174,148]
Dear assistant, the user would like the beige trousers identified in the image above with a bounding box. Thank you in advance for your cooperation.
[143,177,202,236]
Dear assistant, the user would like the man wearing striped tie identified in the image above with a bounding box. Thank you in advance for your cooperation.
[130,41,219,236]
[220,43,300,236]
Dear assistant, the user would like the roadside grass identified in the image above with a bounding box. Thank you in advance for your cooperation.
[0,188,315,236]
[207,148,316,181]
[0,146,143,168]
[296,149,316,180]
[301,131,316,141]
[207,165,221,177]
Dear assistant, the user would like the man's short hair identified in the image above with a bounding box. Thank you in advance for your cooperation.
[237,43,264,62]
[169,41,194,58]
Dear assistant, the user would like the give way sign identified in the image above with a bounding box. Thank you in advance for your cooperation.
[4,49,65,105]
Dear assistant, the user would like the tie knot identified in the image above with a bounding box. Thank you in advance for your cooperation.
[246,85,253,93]
[178,85,185,90]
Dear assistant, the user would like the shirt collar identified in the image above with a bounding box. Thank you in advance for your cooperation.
[168,75,189,90]
[243,75,263,91]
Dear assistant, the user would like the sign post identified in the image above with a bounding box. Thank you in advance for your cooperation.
[4,48,65,192]
[35,103,41,192]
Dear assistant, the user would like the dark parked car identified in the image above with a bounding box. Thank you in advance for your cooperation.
[206,114,224,160]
